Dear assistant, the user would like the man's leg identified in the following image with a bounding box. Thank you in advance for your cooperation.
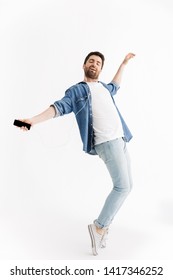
[88,138,132,255]
[94,138,132,228]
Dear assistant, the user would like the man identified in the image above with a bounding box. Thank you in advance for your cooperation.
[19,51,135,256]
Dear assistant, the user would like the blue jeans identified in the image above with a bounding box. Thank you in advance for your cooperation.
[94,138,132,228]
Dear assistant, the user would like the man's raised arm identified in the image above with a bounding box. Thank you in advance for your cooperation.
[112,53,135,85]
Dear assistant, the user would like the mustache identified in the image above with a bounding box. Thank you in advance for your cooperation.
[89,66,96,71]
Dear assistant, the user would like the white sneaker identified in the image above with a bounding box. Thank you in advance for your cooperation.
[88,224,104,256]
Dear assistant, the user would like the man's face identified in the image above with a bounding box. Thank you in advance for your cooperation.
[83,55,103,80]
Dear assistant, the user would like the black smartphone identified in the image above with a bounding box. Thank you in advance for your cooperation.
[13,119,31,130]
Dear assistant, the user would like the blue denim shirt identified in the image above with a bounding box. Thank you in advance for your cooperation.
[53,81,132,155]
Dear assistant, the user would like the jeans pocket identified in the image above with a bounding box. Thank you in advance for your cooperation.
[95,142,111,163]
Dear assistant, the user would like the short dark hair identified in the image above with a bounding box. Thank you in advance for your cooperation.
[84,51,105,68]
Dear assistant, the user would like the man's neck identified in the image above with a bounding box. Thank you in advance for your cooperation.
[83,77,98,83]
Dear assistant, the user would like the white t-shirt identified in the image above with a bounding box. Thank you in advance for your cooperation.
[88,82,124,145]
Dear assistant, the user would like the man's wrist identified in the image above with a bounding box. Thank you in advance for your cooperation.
[29,117,36,126]
[122,60,128,66]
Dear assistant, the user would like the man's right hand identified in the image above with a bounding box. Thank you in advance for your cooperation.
[19,119,33,131]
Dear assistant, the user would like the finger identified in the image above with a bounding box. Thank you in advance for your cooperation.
[20,126,28,131]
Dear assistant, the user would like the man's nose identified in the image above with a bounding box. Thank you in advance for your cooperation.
[92,62,97,67]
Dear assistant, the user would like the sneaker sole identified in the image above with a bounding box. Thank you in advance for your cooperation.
[88,225,98,256]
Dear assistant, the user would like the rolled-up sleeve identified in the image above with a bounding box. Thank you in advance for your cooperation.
[107,82,120,96]
[52,90,73,117]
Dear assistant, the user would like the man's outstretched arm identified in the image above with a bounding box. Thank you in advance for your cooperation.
[19,105,56,131]
[112,53,135,85]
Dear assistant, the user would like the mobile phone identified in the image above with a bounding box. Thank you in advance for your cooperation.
[13,119,31,130]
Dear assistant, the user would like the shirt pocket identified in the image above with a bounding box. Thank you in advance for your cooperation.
[75,95,88,115]
[75,96,88,104]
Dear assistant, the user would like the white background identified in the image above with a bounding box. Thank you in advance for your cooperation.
[0,0,173,261]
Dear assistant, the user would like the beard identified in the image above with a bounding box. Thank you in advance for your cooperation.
[84,68,99,80]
